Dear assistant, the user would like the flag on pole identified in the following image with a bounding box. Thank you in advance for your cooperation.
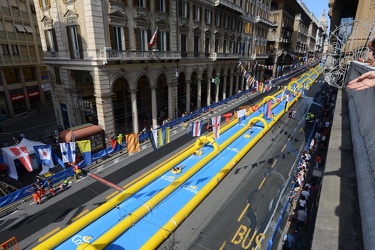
[109,137,121,152]
[211,116,221,139]
[76,140,92,166]
[192,120,202,137]
[9,146,32,172]
[33,145,52,164]
[117,133,123,146]
[150,128,158,150]
[59,142,76,163]
[126,133,140,153]
[149,27,158,48]
[237,109,247,124]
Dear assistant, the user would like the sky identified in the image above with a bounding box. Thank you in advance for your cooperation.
[302,0,329,20]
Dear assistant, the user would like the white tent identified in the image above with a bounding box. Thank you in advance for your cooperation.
[2,138,54,180]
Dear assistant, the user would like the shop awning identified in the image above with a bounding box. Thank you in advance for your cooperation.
[59,123,103,142]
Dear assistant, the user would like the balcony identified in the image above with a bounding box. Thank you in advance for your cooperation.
[214,0,243,16]
[211,52,240,60]
[255,16,273,27]
[102,49,181,62]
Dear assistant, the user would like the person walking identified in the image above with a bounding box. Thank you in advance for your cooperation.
[282,228,296,250]
[31,184,41,205]
[47,178,55,197]
[35,178,46,198]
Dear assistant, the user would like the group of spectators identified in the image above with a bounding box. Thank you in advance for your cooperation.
[283,86,337,250]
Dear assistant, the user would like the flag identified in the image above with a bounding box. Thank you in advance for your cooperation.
[126,133,140,153]
[33,145,52,164]
[158,128,163,146]
[109,137,121,152]
[192,120,202,137]
[9,146,32,172]
[59,142,76,163]
[164,127,170,144]
[211,116,221,139]
[286,94,290,102]
[76,140,92,166]
[148,27,158,48]
[266,101,272,119]
[237,61,242,68]
[117,133,123,146]
[150,128,158,150]
[237,109,247,124]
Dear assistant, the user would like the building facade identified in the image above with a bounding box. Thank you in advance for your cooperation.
[0,0,49,121]
[33,0,271,138]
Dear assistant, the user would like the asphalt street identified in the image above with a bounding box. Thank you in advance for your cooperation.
[0,68,317,249]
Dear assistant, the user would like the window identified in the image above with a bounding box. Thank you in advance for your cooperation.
[159,0,166,12]
[15,24,26,33]
[23,67,36,81]
[39,0,51,8]
[66,25,83,59]
[30,4,36,14]
[4,68,18,83]
[111,26,124,50]
[2,44,10,55]
[138,0,146,7]
[205,9,211,24]
[45,29,58,52]
[223,40,227,53]
[193,5,200,21]
[232,19,236,30]
[215,38,218,53]
[205,37,210,54]
[11,45,19,55]
[246,1,249,13]
[224,16,229,29]
[215,12,221,26]
[158,31,167,51]
[181,1,188,18]
[193,35,199,56]
[181,33,187,55]
[139,29,147,51]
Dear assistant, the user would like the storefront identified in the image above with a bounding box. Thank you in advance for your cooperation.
[9,90,27,115]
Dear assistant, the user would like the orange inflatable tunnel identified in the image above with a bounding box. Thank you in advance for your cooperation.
[251,104,259,112]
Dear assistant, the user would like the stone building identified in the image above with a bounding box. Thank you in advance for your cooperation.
[0,0,49,120]
[33,0,271,137]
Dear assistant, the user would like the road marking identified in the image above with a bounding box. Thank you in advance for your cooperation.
[258,177,266,190]
[38,227,60,242]
[219,240,227,250]
[238,203,250,222]
[271,159,277,168]
[281,144,286,152]
[71,209,89,222]
[106,191,119,200]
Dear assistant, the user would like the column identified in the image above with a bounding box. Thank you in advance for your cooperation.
[197,78,202,109]
[130,89,139,133]
[20,68,31,111]
[167,83,173,119]
[150,86,157,128]
[235,74,240,93]
[229,74,234,97]
[207,78,211,106]
[215,81,219,103]
[222,74,227,100]
[0,69,14,117]
[185,80,191,112]
[95,93,114,137]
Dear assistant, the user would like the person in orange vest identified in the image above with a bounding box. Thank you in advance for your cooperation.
[35,178,45,198]
[31,184,41,205]
[47,178,55,197]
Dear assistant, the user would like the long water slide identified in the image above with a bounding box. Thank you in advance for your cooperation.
[33,65,323,250]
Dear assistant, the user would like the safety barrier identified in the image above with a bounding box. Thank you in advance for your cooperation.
[0,237,19,250]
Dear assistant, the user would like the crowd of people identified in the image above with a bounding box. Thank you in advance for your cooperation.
[282,86,337,250]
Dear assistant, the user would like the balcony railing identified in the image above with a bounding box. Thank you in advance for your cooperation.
[211,52,240,60]
[214,0,243,15]
[255,16,273,27]
[256,54,269,59]
[102,49,181,61]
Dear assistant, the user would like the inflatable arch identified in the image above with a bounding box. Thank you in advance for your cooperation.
[262,95,277,105]
[247,117,268,130]
[194,135,219,152]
